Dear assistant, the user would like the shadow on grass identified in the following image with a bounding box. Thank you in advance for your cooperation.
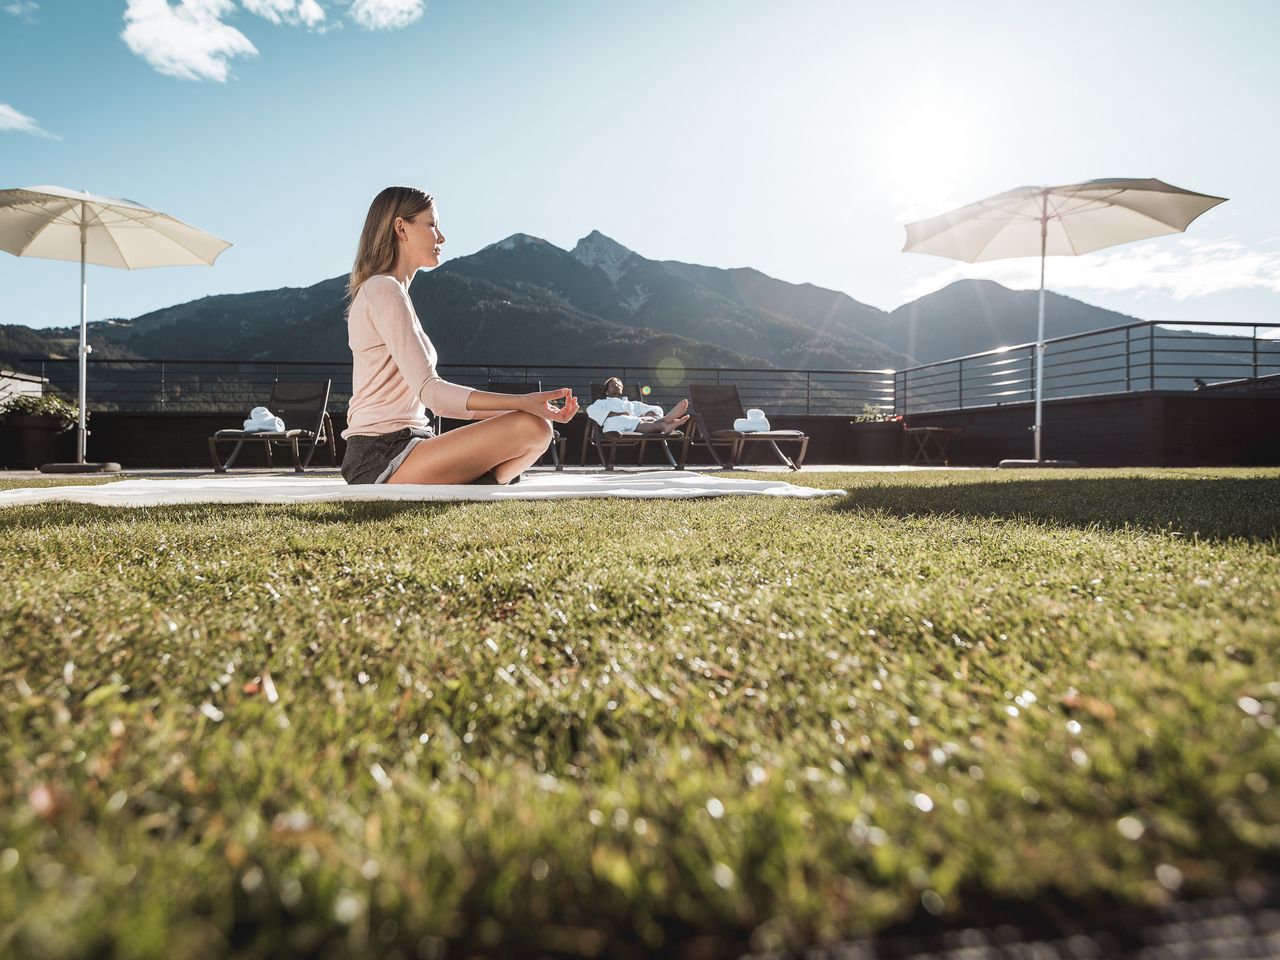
[831,474,1280,543]
[0,498,464,533]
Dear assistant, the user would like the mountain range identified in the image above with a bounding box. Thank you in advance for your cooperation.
[0,230,1151,376]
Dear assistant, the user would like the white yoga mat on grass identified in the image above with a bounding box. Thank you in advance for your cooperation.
[0,471,843,508]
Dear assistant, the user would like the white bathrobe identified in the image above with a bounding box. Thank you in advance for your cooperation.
[586,396,665,434]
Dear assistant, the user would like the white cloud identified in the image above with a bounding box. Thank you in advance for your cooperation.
[3,1,38,23]
[120,0,424,80]
[121,0,258,82]
[902,238,1280,303]
[241,0,325,27]
[349,0,423,30]
[0,102,57,138]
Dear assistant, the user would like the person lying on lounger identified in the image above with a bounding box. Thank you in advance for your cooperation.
[339,186,577,485]
[586,377,689,435]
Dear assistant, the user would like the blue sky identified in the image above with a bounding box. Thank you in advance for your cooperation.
[3,0,1279,335]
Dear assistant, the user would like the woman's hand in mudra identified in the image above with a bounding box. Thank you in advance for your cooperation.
[522,387,578,423]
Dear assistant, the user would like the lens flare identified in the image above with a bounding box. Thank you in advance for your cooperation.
[656,357,685,386]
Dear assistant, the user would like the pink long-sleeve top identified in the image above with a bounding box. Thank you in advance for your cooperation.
[342,274,479,439]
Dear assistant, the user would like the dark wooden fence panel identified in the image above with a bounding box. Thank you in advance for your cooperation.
[5,395,1276,470]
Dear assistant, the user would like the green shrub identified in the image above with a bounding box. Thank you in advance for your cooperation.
[0,393,82,432]
[852,402,902,423]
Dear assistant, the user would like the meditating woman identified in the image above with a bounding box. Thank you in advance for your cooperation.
[341,187,577,485]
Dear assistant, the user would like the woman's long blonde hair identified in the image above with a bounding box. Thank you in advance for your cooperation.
[347,186,434,302]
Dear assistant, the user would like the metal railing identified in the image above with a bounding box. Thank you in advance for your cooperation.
[894,321,1280,415]
[20,320,1279,420]
[21,359,897,417]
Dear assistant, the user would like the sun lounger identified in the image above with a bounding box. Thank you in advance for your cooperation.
[581,383,685,471]
[208,379,336,473]
[683,383,808,470]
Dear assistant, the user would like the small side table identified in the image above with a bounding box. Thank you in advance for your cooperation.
[904,426,962,466]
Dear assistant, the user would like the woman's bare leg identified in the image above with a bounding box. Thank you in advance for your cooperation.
[387,411,551,484]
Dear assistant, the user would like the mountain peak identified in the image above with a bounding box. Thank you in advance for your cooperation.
[920,278,1017,299]
[570,230,636,282]
[486,233,555,253]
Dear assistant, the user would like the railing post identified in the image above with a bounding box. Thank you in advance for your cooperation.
[160,361,166,409]
[1148,325,1155,390]
[957,357,964,409]
[1254,325,1259,381]
[805,371,811,417]
[1124,327,1131,392]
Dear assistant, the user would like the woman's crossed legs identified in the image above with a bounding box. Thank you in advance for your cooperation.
[388,411,552,484]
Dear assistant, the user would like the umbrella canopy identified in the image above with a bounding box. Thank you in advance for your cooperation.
[0,185,231,467]
[902,178,1226,463]
[903,178,1226,263]
[0,184,231,268]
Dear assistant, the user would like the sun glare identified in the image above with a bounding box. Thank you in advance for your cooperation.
[884,102,972,187]
[870,87,985,213]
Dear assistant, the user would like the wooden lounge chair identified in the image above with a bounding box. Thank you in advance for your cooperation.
[683,383,808,470]
[581,383,685,471]
[486,380,566,470]
[208,379,336,473]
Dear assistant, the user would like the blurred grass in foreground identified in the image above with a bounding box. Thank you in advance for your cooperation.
[0,467,1277,958]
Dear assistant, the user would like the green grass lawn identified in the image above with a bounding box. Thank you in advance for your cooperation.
[1,468,1278,958]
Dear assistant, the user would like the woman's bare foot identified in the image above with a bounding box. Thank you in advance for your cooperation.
[668,398,689,419]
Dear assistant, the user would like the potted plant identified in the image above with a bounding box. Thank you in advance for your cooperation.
[849,404,904,465]
[0,394,80,468]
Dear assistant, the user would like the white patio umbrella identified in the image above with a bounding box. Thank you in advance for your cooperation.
[902,178,1226,465]
[0,185,231,470]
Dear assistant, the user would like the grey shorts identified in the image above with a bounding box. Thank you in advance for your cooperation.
[341,426,434,485]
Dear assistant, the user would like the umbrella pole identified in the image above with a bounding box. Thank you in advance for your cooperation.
[1034,257,1045,461]
[1034,197,1047,462]
[77,212,88,464]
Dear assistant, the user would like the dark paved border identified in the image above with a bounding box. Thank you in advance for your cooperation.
[744,884,1280,959]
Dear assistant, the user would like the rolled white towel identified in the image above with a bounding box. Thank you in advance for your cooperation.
[243,406,285,432]
[733,409,771,432]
